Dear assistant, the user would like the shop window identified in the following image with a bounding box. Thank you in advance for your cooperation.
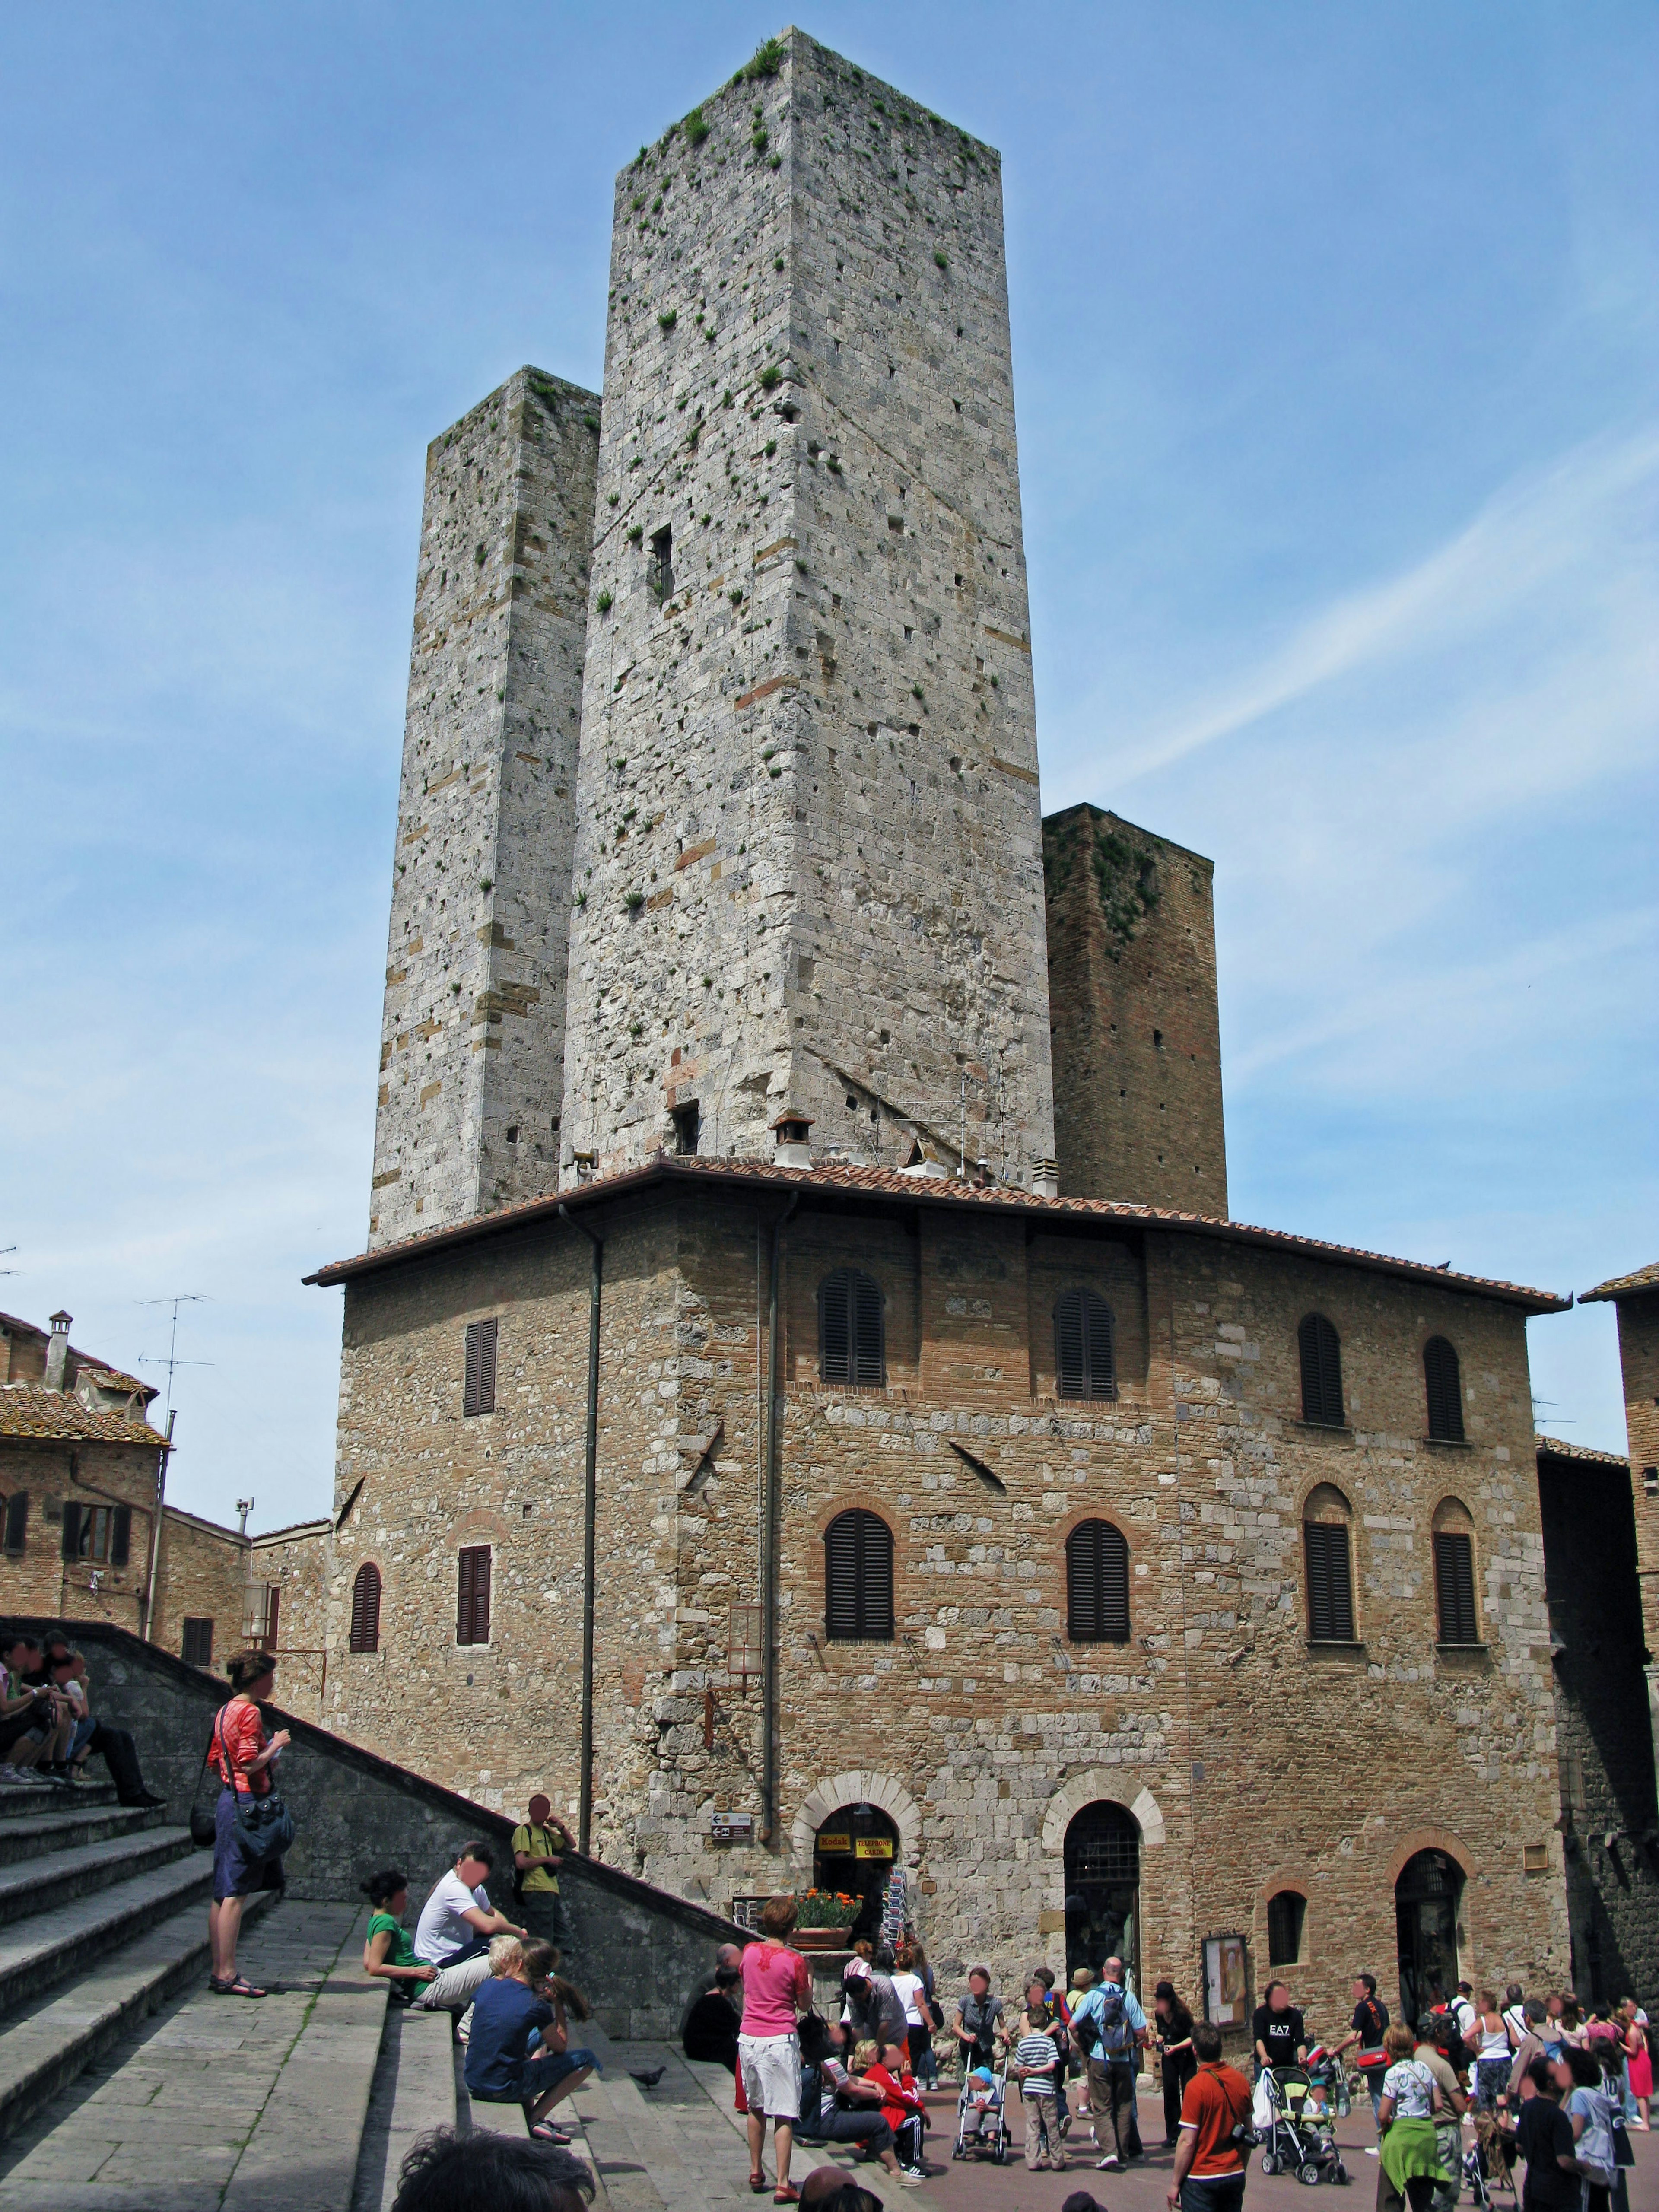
[824,1508,893,1640]
[1267,1889,1306,1966]
[457,1545,492,1645]
[1066,1518,1130,1642]
[463,1319,499,1417]
[819,1269,884,1388]
[350,1561,383,1653]
[1303,1486,1356,1642]
[181,1617,213,1666]
[61,1502,130,1567]
[1424,1336,1465,1442]
[1055,1289,1116,1400]
[1297,1313,1344,1427]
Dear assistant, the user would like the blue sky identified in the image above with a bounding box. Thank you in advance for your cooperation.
[2,3,1654,1529]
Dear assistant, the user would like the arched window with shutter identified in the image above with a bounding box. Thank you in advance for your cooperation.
[819,1269,885,1388]
[1424,1337,1465,1442]
[1066,1518,1131,1642]
[1055,1290,1116,1401]
[350,1561,382,1654]
[1297,1314,1344,1427]
[1303,1483,1356,1641]
[824,1508,894,1641]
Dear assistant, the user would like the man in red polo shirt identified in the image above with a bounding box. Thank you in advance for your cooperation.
[1168,2019,1252,2212]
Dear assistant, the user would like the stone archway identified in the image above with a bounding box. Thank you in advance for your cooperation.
[1041,1775,1167,1981]
[792,1770,922,1875]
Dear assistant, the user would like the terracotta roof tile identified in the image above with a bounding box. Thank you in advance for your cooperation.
[1535,1433,1630,1470]
[307,1155,1571,1312]
[1580,1261,1659,1304]
[0,1384,165,1446]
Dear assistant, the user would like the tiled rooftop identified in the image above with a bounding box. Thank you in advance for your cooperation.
[308,1154,1571,1312]
[1580,1260,1659,1304]
[1534,1432,1630,1470]
[0,1384,165,1446]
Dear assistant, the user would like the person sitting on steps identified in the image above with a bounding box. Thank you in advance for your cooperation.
[413,1841,528,2017]
[361,1869,439,2001]
[464,1938,597,2145]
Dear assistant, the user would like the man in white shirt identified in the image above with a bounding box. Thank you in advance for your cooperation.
[413,1840,526,2013]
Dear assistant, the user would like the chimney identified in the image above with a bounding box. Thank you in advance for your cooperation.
[771,1112,814,1170]
[44,1312,72,1392]
[1031,1159,1060,1199]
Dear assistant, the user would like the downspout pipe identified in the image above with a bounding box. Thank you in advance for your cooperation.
[558,1204,604,1856]
[760,1191,800,1843]
[140,1411,175,1643]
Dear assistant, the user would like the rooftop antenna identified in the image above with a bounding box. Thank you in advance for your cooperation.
[136,1294,210,1433]
[0,1245,17,1277]
[235,1497,254,1536]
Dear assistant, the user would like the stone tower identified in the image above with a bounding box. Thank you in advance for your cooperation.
[369,369,600,1248]
[558,30,1056,1185]
[1043,802,1228,1214]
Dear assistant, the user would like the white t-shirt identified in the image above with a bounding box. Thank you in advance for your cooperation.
[413,1870,490,1965]
[1382,2060,1437,2120]
[1453,1999,1477,2043]
[891,1970,927,2027]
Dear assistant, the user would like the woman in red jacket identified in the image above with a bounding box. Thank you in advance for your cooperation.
[860,2039,929,2179]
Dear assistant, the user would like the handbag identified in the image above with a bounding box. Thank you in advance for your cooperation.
[210,1708,295,1863]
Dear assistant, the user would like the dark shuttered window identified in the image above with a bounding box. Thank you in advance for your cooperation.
[824,1509,894,1641]
[61,1503,130,1566]
[1424,1337,1465,1442]
[463,1319,498,1417]
[818,1270,885,1388]
[181,1618,214,1666]
[1434,1532,1479,1644]
[350,1561,383,1653]
[456,1545,492,1645]
[1066,1518,1131,1642]
[1304,1520,1356,1641]
[1297,1313,1344,1427]
[2,1492,26,1554]
[1055,1290,1116,1401]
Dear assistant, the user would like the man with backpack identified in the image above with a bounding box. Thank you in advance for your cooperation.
[1071,1954,1149,2171]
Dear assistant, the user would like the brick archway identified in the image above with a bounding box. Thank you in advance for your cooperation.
[791,1770,922,1875]
[1041,1773,1166,1859]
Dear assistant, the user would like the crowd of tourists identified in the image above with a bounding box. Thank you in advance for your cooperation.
[0,1624,164,1802]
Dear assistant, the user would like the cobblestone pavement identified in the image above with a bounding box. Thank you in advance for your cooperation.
[0,1900,361,2212]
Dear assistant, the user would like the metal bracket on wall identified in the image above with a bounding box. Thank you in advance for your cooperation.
[947,1439,1007,1493]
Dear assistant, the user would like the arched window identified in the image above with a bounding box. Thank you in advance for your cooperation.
[1432,1499,1479,1645]
[1297,1313,1344,1427]
[350,1561,382,1653]
[1066,1518,1131,1642]
[1424,1337,1464,1442]
[1303,1483,1356,1642]
[1055,1290,1116,1400]
[819,1269,885,1388]
[1267,1889,1307,1967]
[824,1508,894,1640]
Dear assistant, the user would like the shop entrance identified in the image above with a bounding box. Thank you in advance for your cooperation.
[1395,1849,1464,2026]
[813,1803,900,1945]
[1064,1801,1141,1985]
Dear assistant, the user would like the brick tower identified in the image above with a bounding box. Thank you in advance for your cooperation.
[369,369,599,1248]
[558,30,1056,1185]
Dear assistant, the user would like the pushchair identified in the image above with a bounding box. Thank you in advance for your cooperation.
[1469,2110,1519,2206]
[952,2052,1012,2163]
[1257,2066,1349,2185]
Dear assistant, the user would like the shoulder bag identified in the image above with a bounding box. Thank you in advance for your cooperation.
[216,1707,296,1862]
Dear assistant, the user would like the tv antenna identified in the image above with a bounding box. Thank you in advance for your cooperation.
[0,1245,17,1277]
[136,1294,211,1431]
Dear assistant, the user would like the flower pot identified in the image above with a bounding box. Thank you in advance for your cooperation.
[795,1928,854,1951]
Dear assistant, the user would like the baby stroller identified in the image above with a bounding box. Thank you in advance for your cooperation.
[1470,2111,1519,2205]
[1305,2042,1351,2120]
[1258,2066,1349,2185]
[952,2053,1012,2164]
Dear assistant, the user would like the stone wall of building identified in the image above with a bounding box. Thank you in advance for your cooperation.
[0,1437,165,1634]
[300,1171,1572,2035]
[1044,804,1227,1214]
[559,31,1055,1186]
[369,367,600,1249]
[148,1505,250,1667]
[1585,1274,1659,1783]
[1537,1444,1659,2005]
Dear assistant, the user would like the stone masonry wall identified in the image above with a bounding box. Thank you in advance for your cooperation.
[0,1439,163,1633]
[370,368,600,1248]
[559,31,1055,1185]
[1045,803,1228,1214]
[300,1180,1571,2036]
[1537,1449,1659,2005]
[148,1506,249,1667]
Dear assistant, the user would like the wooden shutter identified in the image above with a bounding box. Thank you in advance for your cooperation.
[1304,1521,1355,1641]
[1056,1292,1115,1400]
[1298,1314,1344,1427]
[350,1561,382,1653]
[1424,1337,1464,1441]
[181,1618,213,1665]
[464,1319,498,1416]
[61,1501,84,1561]
[111,1506,131,1567]
[1055,1291,1086,1398]
[852,1274,884,1387]
[819,1273,851,1383]
[824,1510,893,1640]
[2,1492,26,1554]
[1067,1519,1130,1641]
[457,1545,491,1645]
[1434,1532,1478,1643]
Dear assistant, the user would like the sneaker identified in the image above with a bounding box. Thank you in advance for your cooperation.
[0,1767,23,1784]
[1096,2155,1122,2171]
[896,2176,925,2191]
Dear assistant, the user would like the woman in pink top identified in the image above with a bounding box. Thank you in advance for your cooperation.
[739,1895,813,2204]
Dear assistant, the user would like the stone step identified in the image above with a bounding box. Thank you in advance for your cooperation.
[350,2002,458,2212]
[0,1885,278,2141]
[220,1907,386,2212]
[0,1802,163,1870]
[0,1826,193,1931]
[0,1780,120,1822]
[0,1846,213,2018]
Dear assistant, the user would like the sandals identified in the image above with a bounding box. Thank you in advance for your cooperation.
[209,1975,267,1998]
[773,2190,801,2206]
[748,2178,769,2195]
[530,2123,572,2144]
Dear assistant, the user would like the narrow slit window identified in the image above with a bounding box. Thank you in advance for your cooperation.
[824,1509,894,1641]
[650,524,674,600]
[1304,1520,1355,1641]
[2,1491,26,1555]
[1434,1532,1479,1644]
[1066,1519,1131,1642]
[350,1561,383,1653]
[457,1545,492,1646]
[1055,1290,1116,1401]
[818,1269,884,1387]
[1297,1314,1344,1427]
[1424,1337,1465,1442]
[464,1319,498,1417]
[671,1100,701,1155]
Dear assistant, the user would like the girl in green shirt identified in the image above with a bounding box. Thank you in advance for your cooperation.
[361,1870,438,1996]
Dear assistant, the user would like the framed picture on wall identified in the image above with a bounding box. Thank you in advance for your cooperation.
[1203,1933,1249,2026]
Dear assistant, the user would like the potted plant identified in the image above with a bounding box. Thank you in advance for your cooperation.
[793,1889,861,1949]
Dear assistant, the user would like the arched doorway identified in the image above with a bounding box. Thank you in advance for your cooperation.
[1395,1850,1464,2026]
[813,1802,901,1945]
[1064,1802,1141,1984]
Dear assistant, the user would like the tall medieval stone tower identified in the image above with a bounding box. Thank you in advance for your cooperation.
[557,30,1056,1184]
[369,370,599,1249]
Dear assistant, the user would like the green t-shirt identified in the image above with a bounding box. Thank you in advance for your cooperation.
[369,1910,417,1970]
[512,1822,565,1896]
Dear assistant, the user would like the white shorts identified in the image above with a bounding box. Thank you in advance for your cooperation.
[738,2030,801,2119]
